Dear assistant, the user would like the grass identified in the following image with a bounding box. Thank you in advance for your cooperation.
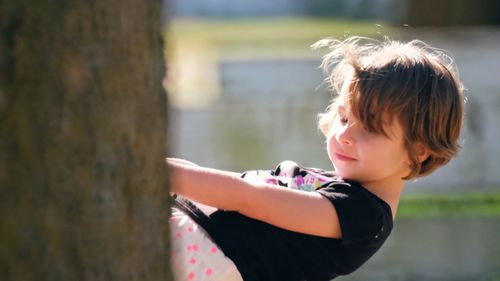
[398,192,500,218]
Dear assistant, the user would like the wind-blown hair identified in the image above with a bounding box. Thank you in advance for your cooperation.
[313,37,465,179]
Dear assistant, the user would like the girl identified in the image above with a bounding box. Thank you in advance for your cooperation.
[168,37,465,281]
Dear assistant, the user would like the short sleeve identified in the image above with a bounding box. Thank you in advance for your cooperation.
[317,183,390,244]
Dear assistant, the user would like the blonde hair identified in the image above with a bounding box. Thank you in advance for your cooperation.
[313,37,465,179]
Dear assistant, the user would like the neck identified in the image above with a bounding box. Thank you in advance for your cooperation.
[360,178,405,219]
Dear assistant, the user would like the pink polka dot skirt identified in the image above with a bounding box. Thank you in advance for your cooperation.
[170,207,244,281]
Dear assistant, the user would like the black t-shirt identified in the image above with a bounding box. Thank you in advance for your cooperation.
[173,161,393,281]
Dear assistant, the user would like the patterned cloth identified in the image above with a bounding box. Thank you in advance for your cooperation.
[241,160,333,191]
[170,207,244,281]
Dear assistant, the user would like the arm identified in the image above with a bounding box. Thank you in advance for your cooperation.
[167,159,342,239]
[167,158,219,215]
[168,157,199,167]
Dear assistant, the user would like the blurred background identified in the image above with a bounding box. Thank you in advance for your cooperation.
[163,1,500,280]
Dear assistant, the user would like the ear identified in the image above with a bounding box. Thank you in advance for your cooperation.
[414,143,430,163]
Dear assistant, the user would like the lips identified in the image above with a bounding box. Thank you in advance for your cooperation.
[335,152,357,161]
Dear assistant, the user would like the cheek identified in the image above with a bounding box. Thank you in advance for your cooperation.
[382,142,410,167]
[362,138,400,161]
[326,134,335,156]
[325,123,345,149]
[326,133,340,162]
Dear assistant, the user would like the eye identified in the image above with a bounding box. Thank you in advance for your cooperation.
[337,106,348,125]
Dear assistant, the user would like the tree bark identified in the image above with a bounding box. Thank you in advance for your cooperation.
[0,0,171,280]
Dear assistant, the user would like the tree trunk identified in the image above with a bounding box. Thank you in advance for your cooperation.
[0,0,171,280]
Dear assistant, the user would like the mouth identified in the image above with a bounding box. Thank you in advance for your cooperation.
[335,152,357,161]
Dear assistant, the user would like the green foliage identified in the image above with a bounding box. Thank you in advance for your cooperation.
[166,17,395,59]
[398,193,500,218]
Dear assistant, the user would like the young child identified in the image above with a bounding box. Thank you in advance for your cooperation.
[168,36,465,281]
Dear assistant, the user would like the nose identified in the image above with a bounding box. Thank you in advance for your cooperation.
[336,123,354,146]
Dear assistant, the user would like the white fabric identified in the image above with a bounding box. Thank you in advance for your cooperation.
[170,207,244,281]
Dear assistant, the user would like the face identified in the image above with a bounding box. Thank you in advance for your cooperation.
[326,102,411,189]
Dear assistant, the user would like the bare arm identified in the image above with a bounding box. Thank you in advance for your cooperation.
[167,159,342,239]
[167,157,199,167]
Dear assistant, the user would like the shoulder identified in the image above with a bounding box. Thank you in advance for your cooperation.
[242,160,393,241]
[317,180,393,243]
